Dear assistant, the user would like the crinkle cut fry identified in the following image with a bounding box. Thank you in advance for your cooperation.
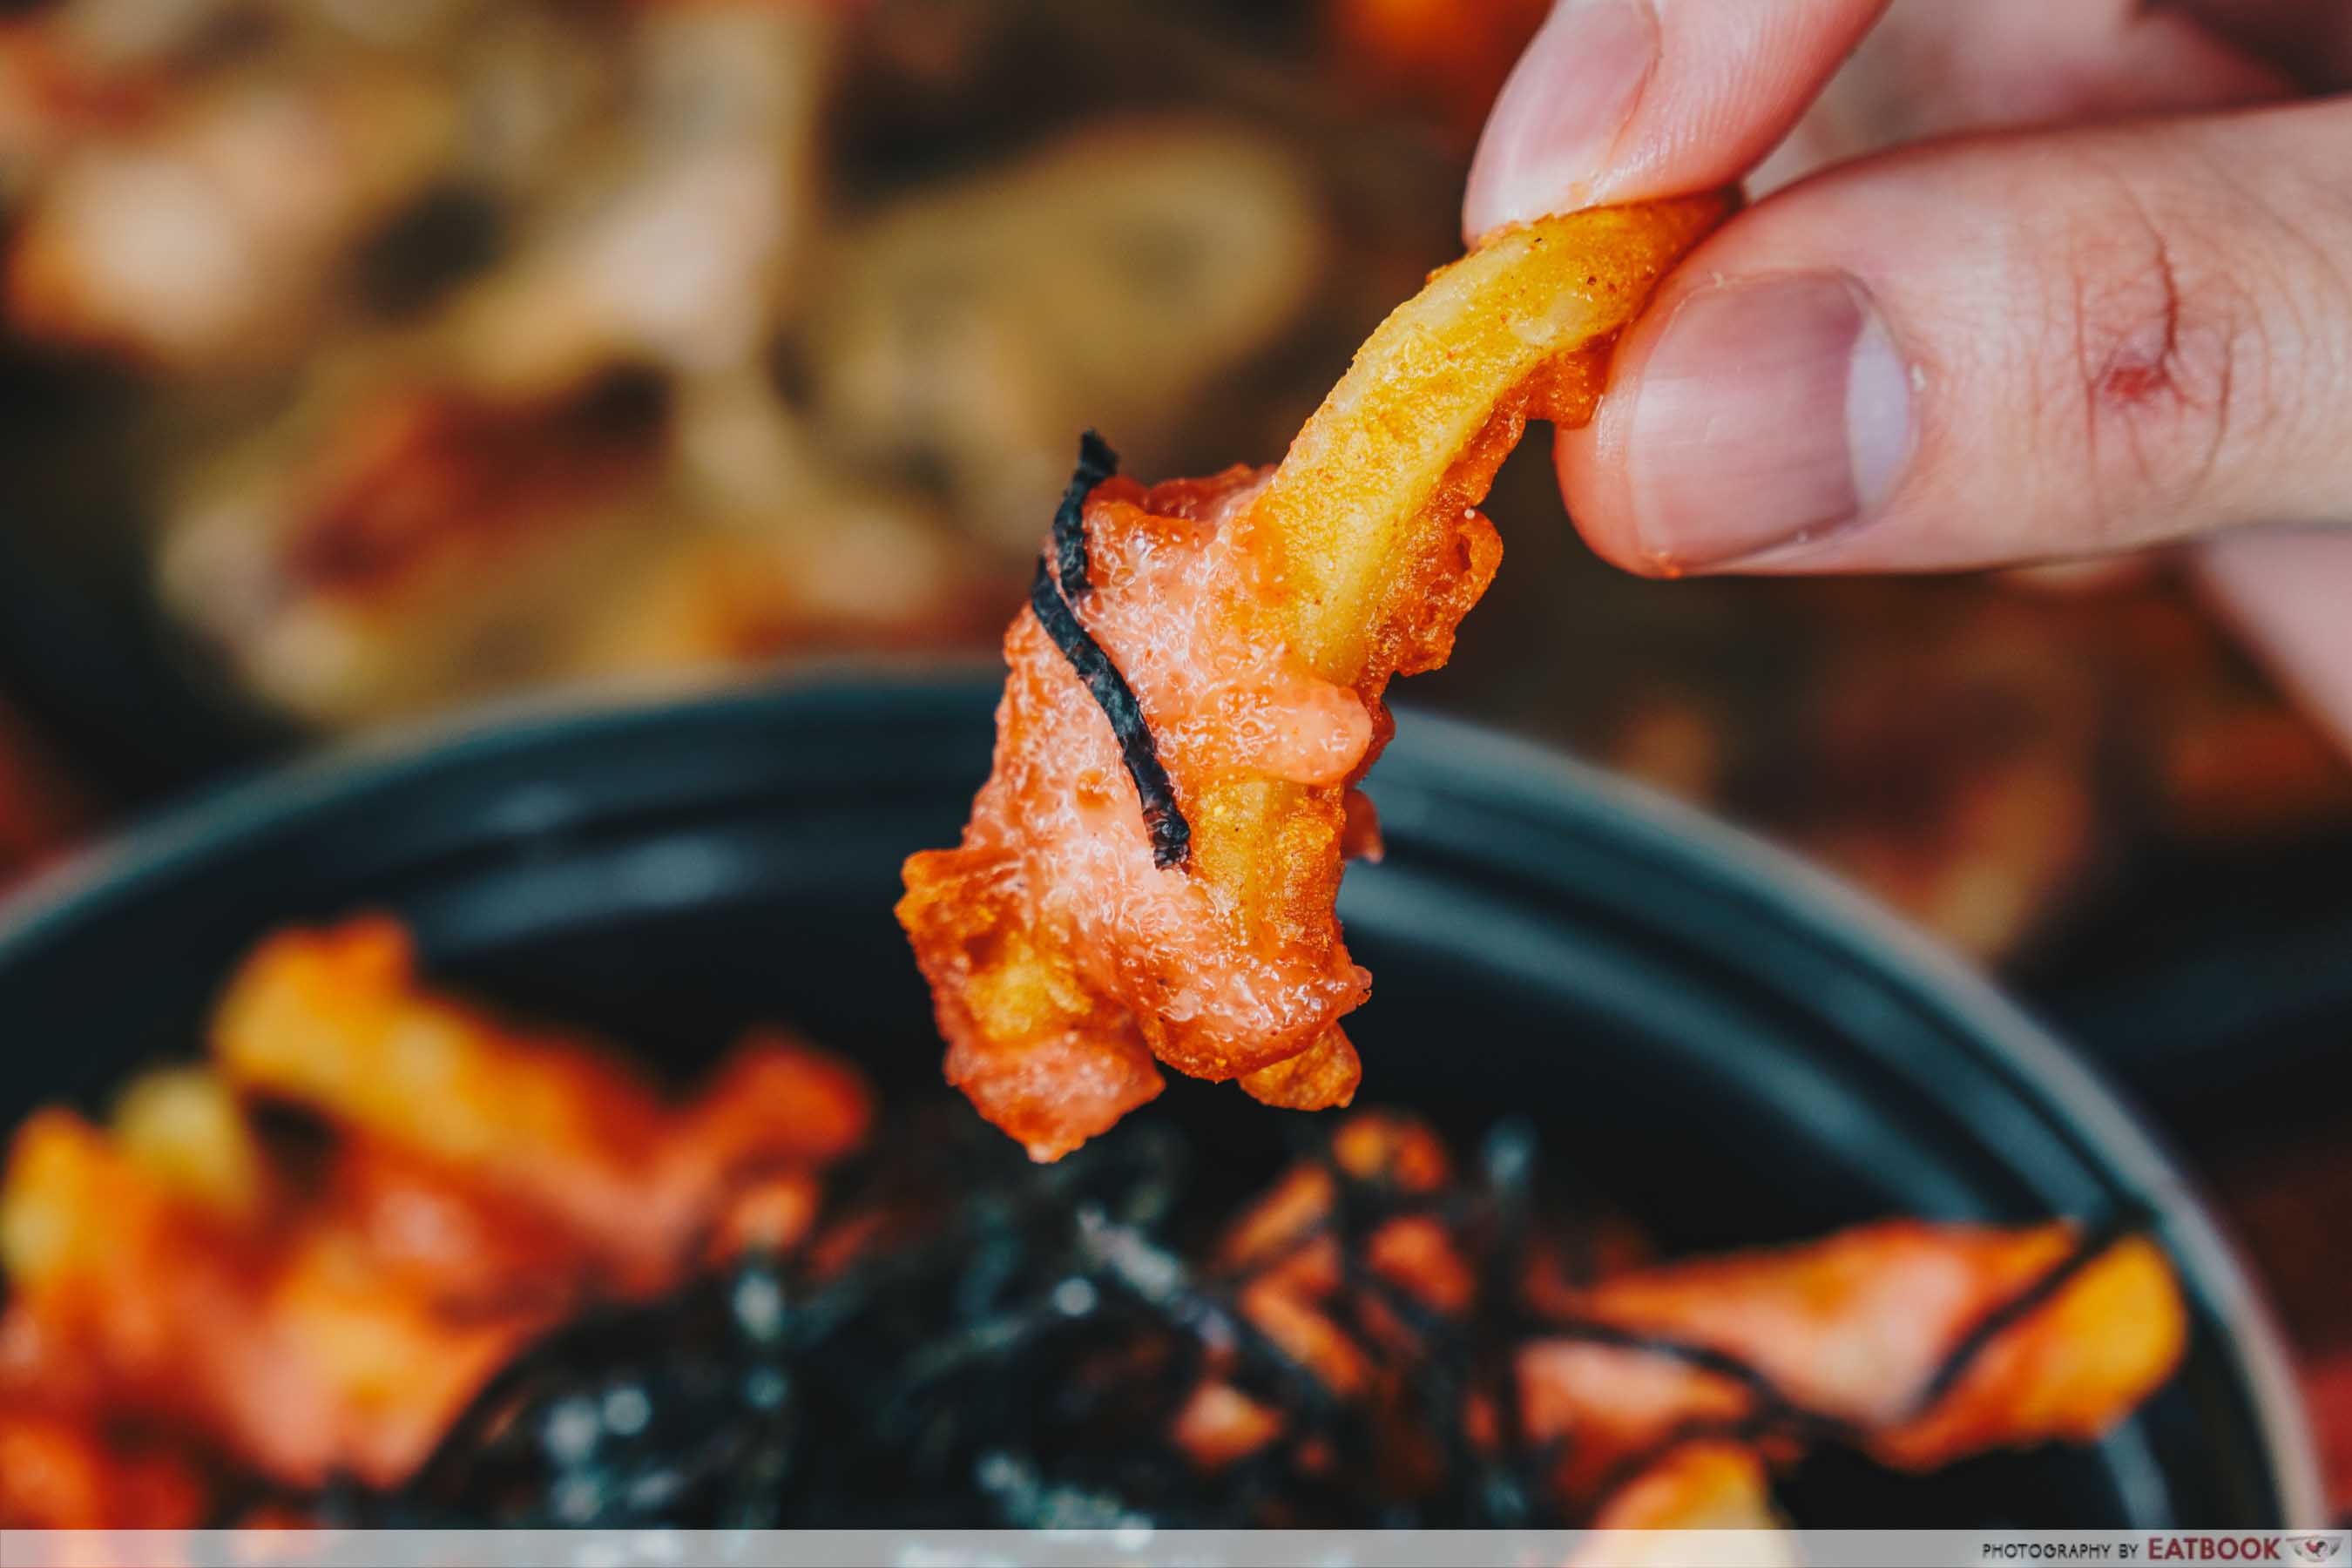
[901,195,1730,1159]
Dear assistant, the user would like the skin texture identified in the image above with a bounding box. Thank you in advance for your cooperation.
[1467,0,2352,752]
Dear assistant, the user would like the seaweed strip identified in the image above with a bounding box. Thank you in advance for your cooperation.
[1532,1316,1861,1443]
[1030,559,1191,868]
[323,1117,2166,1532]
[1544,1206,2151,1461]
[1052,429,1119,598]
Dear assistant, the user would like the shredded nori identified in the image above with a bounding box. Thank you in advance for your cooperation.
[1052,429,1119,598]
[302,1114,2156,1531]
[1529,1206,2153,1495]
[1529,1315,1863,1446]
[1030,558,1191,869]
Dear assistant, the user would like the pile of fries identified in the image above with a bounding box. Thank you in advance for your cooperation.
[3,917,2187,1531]
[0,916,869,1523]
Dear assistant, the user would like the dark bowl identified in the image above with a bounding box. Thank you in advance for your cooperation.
[0,667,2322,1527]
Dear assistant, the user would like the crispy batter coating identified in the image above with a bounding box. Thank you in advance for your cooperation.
[0,1409,206,1531]
[213,916,870,1291]
[0,916,875,1512]
[4,65,452,370]
[3,1037,2193,1528]
[1169,1379,1289,1475]
[1517,1219,2188,1498]
[1170,1113,2187,1520]
[1581,1441,1786,1533]
[0,1106,544,1489]
[901,195,1732,1159]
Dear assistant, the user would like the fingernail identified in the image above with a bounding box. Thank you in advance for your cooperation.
[1463,0,1659,240]
[1625,274,1914,571]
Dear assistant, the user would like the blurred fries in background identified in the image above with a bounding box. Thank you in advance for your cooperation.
[6,0,2345,954]
[0,922,2195,1526]
[0,915,873,1518]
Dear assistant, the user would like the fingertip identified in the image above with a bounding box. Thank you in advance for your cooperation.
[1551,418,1668,578]
[1463,0,1887,242]
[1463,0,1662,243]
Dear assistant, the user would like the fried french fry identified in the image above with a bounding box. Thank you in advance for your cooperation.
[901,195,1732,1159]
[1517,1219,2188,1502]
[212,917,869,1292]
[107,1065,274,1223]
[0,1106,546,1490]
[1583,1441,1785,1531]
[0,1409,206,1530]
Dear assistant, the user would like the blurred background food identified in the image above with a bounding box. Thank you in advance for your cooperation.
[0,692,86,884]
[0,0,2346,1515]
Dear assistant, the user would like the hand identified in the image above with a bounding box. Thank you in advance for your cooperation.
[1466,0,2352,747]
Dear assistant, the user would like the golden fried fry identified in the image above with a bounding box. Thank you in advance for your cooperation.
[1195,1117,2185,1525]
[255,1229,550,1487]
[1215,1160,1338,1274]
[5,64,453,370]
[213,918,670,1264]
[161,374,674,727]
[1364,1213,1476,1314]
[0,1409,206,1531]
[900,195,1730,1159]
[1239,1274,1374,1400]
[805,119,1330,554]
[671,1029,876,1174]
[1582,1441,1785,1532]
[1572,1443,1801,1568]
[107,1065,274,1222]
[1517,1219,2187,1503]
[1170,1380,1289,1474]
[313,1138,595,1315]
[1870,1230,2186,1470]
[213,916,868,1292]
[1328,1111,1453,1191]
[0,1105,550,1490]
[1,916,878,1507]
[702,1169,825,1267]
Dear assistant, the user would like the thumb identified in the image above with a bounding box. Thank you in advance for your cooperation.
[1559,99,2352,576]
[1465,0,1887,240]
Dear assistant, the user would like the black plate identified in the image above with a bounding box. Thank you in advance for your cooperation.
[0,667,2322,1526]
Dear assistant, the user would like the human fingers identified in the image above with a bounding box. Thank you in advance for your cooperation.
[1553,100,2352,576]
[1749,0,2291,193]
[1463,0,1888,241]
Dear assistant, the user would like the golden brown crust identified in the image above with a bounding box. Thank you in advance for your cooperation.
[900,195,1734,1159]
[1517,1219,2189,1496]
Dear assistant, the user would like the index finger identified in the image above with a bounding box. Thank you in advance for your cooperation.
[1463,0,1888,241]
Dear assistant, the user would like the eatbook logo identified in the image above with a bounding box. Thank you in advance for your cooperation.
[2145,1537,2352,1562]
